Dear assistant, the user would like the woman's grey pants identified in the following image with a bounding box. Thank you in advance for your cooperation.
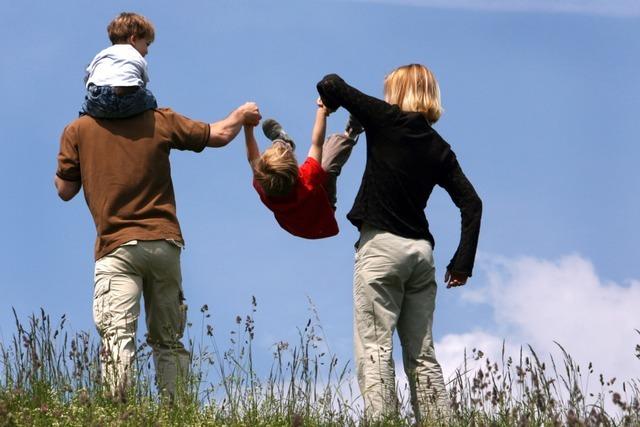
[353,225,449,421]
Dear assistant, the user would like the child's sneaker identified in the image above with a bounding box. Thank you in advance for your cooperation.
[345,115,364,141]
[262,119,296,150]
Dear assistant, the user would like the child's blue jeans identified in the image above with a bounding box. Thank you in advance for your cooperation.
[80,85,158,119]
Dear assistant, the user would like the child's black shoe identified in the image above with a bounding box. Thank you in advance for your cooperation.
[262,119,296,150]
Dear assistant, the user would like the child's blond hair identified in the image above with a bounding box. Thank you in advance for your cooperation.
[384,63,442,124]
[254,142,299,197]
[108,12,155,44]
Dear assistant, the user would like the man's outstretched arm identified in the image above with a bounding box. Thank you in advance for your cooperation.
[208,102,262,147]
[54,176,81,201]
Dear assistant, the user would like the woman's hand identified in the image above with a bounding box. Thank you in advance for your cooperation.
[445,270,468,288]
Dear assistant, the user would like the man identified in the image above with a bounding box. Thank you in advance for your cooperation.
[55,103,261,397]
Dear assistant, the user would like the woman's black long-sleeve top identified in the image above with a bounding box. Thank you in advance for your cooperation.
[317,73,482,276]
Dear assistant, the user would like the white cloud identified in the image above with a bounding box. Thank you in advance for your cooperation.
[436,331,521,381]
[436,253,640,387]
[344,0,640,17]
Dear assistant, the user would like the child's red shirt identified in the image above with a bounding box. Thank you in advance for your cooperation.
[253,157,339,239]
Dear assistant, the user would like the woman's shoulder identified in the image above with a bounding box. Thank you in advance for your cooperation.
[399,115,457,164]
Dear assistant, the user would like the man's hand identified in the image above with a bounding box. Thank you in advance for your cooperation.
[445,270,468,288]
[54,176,81,201]
[240,102,261,126]
[208,102,262,147]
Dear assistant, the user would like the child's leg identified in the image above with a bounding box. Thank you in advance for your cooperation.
[81,85,119,118]
[322,114,364,209]
[80,85,157,119]
[262,119,296,150]
[116,87,157,117]
[322,133,357,209]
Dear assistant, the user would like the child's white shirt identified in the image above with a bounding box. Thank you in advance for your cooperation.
[85,44,149,88]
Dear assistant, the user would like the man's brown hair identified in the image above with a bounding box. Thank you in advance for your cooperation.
[107,12,155,44]
[253,142,299,197]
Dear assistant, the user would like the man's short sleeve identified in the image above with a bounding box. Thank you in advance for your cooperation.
[160,108,210,153]
[299,157,327,189]
[56,124,81,182]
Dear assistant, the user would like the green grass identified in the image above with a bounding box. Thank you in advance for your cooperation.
[1,303,638,426]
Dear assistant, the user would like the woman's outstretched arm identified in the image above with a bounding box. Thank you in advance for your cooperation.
[316,74,399,131]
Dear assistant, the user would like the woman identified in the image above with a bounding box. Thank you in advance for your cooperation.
[317,64,482,422]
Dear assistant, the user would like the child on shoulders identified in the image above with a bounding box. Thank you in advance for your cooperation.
[80,12,157,119]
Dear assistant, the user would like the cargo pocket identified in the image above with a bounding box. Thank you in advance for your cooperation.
[92,274,113,335]
[177,291,188,339]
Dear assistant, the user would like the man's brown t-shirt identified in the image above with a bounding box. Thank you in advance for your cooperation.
[56,108,210,260]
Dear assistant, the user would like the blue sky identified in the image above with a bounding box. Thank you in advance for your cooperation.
[1,0,638,390]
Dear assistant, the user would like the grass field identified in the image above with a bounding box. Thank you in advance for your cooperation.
[1,305,638,426]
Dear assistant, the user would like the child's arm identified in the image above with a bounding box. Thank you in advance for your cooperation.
[209,102,261,147]
[308,98,330,163]
[244,125,260,174]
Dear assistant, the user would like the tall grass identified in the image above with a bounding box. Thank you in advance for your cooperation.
[0,302,638,426]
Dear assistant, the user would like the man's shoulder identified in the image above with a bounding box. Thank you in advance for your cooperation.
[63,109,203,137]
[63,110,158,137]
[153,107,194,122]
[68,109,177,125]
[63,114,96,134]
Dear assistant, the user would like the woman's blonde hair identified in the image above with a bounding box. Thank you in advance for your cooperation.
[253,142,299,197]
[384,63,442,124]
